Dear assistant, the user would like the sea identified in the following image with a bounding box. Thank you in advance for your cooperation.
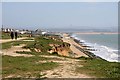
[71,33,119,62]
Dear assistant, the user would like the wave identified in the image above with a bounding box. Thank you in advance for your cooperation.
[71,34,119,62]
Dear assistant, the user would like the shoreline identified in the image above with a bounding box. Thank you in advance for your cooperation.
[61,33,111,61]
[62,33,104,60]
[62,33,88,58]
[72,38,104,60]
[67,32,119,62]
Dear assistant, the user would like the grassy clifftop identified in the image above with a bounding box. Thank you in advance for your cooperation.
[76,57,120,78]
[2,55,59,78]
[23,35,72,56]
[2,33,120,78]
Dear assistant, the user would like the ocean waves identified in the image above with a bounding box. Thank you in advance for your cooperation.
[71,34,119,62]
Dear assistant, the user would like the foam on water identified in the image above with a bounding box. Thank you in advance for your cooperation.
[71,34,119,62]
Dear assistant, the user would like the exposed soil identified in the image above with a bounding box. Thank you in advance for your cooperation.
[39,55,91,78]
[1,44,33,57]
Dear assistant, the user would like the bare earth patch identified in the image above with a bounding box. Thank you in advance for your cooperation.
[0,37,28,43]
[2,44,33,57]
[2,50,91,78]
[39,55,91,78]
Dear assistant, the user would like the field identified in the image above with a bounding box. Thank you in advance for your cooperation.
[76,57,120,78]
[2,55,59,78]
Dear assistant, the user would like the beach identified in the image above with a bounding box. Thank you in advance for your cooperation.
[62,33,88,58]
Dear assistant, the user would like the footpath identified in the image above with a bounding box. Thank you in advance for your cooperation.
[0,37,28,43]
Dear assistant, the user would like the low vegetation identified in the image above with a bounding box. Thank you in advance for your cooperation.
[2,42,12,49]
[24,36,70,53]
[0,32,29,39]
[2,33,120,78]
[2,55,59,78]
[2,40,35,49]
[16,51,51,56]
[76,57,120,78]
[0,32,10,39]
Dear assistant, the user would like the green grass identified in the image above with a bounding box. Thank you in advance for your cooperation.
[1,35,71,78]
[2,55,59,78]
[22,38,34,40]
[0,32,10,39]
[2,35,69,55]
[76,57,120,78]
[22,36,69,53]
[19,34,29,37]
[1,42,12,49]
[15,51,50,56]
[2,40,35,49]
[16,51,37,55]
[16,51,65,62]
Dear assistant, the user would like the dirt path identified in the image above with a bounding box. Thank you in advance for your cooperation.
[0,37,28,43]
[2,48,91,78]
[40,55,91,78]
[1,44,33,57]
[0,37,34,57]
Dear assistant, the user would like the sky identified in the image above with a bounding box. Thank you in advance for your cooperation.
[2,2,118,30]
[1,0,120,2]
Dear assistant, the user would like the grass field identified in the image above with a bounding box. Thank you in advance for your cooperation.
[1,32,10,39]
[76,57,120,78]
[2,40,35,49]
[23,36,69,53]
[2,55,59,78]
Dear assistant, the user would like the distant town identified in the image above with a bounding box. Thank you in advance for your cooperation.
[0,27,62,36]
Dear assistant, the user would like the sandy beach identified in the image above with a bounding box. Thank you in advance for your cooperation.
[62,33,88,58]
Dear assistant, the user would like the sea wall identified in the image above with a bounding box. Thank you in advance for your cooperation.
[71,36,105,60]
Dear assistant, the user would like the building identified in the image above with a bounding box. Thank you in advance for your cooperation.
[1,28,14,32]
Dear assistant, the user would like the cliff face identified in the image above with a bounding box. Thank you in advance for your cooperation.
[28,35,72,56]
[48,43,71,56]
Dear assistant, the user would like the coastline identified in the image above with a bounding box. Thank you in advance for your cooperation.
[62,33,117,62]
[62,33,103,59]
[62,33,88,58]
[72,38,103,59]
[68,32,119,62]
[2,32,120,78]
